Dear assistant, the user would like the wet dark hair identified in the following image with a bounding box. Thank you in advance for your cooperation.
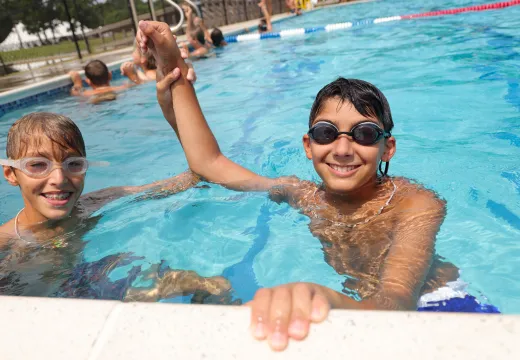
[211,28,224,47]
[309,78,394,133]
[7,112,86,159]
[195,29,205,45]
[84,60,109,86]
[258,19,268,33]
[144,52,157,70]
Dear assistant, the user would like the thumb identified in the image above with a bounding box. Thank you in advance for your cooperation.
[157,68,181,92]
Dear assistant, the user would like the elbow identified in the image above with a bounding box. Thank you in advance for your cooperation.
[188,152,226,182]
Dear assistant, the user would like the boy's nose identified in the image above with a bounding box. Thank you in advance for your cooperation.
[48,167,68,185]
[333,135,354,157]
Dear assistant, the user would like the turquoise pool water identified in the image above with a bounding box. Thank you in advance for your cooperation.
[1,0,519,312]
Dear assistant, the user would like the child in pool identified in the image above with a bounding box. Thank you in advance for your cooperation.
[121,37,197,83]
[0,111,229,302]
[258,1,273,33]
[69,60,139,104]
[137,20,459,351]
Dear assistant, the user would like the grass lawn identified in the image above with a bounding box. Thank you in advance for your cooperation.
[0,33,132,63]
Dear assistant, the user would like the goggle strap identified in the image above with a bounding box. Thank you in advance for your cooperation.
[0,159,15,167]
[87,161,110,167]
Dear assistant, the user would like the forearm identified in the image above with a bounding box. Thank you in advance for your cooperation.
[203,155,278,191]
[186,15,194,35]
[132,170,200,196]
[199,20,211,41]
[124,68,142,84]
[71,76,83,88]
[308,283,414,311]
[70,73,83,95]
[82,170,200,211]
[162,106,180,139]
[166,52,224,177]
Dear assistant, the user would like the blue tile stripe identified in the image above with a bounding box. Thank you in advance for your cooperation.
[0,85,72,117]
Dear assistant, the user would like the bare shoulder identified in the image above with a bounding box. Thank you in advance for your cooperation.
[392,177,447,217]
[0,219,16,250]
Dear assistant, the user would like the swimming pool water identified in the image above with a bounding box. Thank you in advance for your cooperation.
[1,0,519,312]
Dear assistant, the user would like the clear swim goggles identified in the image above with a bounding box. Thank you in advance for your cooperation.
[0,157,109,178]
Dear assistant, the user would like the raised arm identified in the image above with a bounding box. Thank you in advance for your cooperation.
[183,5,195,40]
[120,62,143,84]
[196,17,213,44]
[137,21,279,192]
[69,71,84,96]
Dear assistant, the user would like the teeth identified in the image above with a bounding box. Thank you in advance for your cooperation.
[44,193,71,200]
[329,164,358,173]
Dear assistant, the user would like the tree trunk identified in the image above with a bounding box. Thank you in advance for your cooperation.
[14,24,25,49]
[51,25,57,44]
[36,31,43,45]
[78,22,92,54]
[42,29,50,44]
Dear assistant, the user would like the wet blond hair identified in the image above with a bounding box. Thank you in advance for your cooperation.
[6,112,86,160]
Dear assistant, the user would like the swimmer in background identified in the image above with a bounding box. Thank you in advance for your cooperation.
[137,20,460,351]
[286,0,303,15]
[210,28,228,48]
[183,3,212,46]
[181,29,211,60]
[258,0,273,33]
[69,60,140,104]
[121,37,197,83]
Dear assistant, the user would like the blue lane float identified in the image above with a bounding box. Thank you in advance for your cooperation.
[224,0,520,43]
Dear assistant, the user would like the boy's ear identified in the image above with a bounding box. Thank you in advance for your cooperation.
[109,71,112,81]
[381,136,396,162]
[3,166,19,186]
[85,78,92,87]
[302,134,313,160]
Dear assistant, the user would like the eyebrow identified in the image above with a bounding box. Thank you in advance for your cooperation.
[311,118,381,129]
[24,151,53,158]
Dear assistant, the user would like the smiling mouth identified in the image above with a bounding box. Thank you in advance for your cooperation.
[42,192,73,200]
[327,164,361,174]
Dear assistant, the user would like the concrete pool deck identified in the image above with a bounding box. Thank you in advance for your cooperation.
[1,295,518,359]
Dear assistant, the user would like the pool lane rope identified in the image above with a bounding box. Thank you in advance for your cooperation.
[225,0,520,43]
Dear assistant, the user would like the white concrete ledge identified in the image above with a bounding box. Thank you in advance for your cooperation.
[0,295,518,359]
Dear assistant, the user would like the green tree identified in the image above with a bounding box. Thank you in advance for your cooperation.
[98,0,151,25]
[0,12,14,45]
[0,0,21,44]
